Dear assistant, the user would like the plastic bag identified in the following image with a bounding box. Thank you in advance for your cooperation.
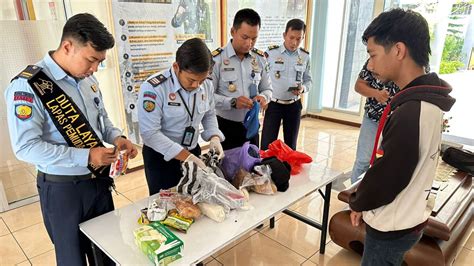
[243,101,260,139]
[178,161,246,212]
[245,165,277,195]
[260,139,312,175]
[221,141,261,180]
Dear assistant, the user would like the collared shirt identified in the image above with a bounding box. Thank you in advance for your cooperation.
[359,60,400,122]
[138,68,224,161]
[211,41,273,122]
[265,44,312,100]
[4,52,122,175]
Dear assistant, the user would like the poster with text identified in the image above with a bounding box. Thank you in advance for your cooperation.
[112,0,220,144]
[225,0,308,50]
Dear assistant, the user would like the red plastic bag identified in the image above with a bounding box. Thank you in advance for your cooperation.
[259,140,312,175]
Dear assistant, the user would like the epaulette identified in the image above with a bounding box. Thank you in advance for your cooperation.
[211,47,223,57]
[268,44,280,50]
[251,48,265,57]
[12,65,42,82]
[147,74,167,87]
[299,47,309,54]
[206,76,213,80]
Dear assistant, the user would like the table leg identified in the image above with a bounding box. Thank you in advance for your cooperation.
[91,241,104,266]
[270,217,275,228]
[319,182,332,254]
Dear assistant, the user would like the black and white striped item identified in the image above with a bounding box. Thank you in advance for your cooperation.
[200,147,225,178]
[177,161,202,196]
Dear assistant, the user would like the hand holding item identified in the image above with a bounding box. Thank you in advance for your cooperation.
[253,95,267,108]
[114,136,138,159]
[89,147,117,166]
[209,136,224,160]
[184,153,207,170]
[236,96,254,109]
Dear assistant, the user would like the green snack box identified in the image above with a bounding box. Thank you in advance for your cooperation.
[133,222,184,265]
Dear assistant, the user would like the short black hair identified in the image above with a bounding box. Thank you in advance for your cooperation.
[61,13,114,51]
[176,38,213,73]
[362,8,430,68]
[285,19,306,33]
[232,8,261,29]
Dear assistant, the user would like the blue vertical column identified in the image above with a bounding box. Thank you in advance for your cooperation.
[306,0,328,113]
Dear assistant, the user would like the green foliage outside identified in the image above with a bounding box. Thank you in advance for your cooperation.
[439,1,472,74]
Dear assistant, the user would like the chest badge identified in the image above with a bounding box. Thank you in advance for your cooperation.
[91,84,98,92]
[169,93,176,101]
[297,56,303,65]
[223,59,230,65]
[228,82,236,92]
[251,56,259,72]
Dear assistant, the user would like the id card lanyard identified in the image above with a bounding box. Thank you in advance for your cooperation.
[177,90,197,147]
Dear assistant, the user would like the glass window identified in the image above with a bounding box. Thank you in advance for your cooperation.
[321,0,376,113]
[386,0,474,144]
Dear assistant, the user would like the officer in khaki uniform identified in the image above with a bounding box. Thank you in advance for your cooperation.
[261,19,312,150]
[139,38,224,195]
[211,8,272,150]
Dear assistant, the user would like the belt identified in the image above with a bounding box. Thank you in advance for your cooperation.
[271,97,300,105]
[38,171,96,182]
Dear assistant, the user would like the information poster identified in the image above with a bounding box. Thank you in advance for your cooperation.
[226,0,308,50]
[112,0,220,143]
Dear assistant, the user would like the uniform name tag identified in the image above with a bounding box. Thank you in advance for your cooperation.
[224,68,235,71]
[168,102,181,106]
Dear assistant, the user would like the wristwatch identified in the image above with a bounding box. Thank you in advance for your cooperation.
[230,98,237,108]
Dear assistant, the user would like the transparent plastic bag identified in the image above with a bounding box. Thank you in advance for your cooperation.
[178,161,246,212]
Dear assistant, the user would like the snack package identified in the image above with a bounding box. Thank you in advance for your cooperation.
[162,209,193,233]
[247,165,277,195]
[109,150,129,178]
[172,196,201,219]
[138,208,150,225]
[147,199,168,222]
[133,222,183,265]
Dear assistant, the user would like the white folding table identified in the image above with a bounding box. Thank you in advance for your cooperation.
[80,163,342,265]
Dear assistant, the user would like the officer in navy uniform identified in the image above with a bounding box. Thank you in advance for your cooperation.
[261,19,312,150]
[4,14,137,266]
[211,8,272,150]
[139,38,224,196]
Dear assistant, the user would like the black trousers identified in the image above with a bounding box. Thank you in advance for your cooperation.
[217,116,259,150]
[37,173,115,266]
[261,100,302,150]
[143,144,201,196]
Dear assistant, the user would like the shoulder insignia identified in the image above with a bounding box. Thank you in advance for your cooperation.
[299,47,309,54]
[251,48,265,57]
[147,74,167,87]
[211,47,223,57]
[12,65,42,82]
[268,44,280,50]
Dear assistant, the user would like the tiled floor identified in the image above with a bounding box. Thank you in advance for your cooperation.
[0,118,472,265]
